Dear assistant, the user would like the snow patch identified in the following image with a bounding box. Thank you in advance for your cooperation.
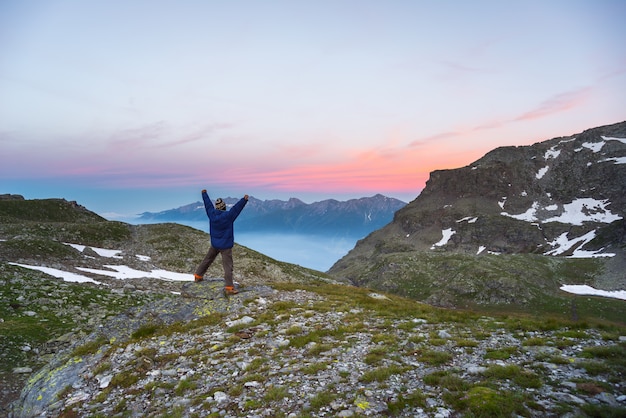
[601,135,626,144]
[456,217,478,224]
[501,198,621,226]
[543,198,621,226]
[64,243,123,258]
[598,156,626,164]
[91,248,123,258]
[64,243,86,252]
[544,230,615,258]
[501,201,540,222]
[582,142,604,153]
[560,285,626,301]
[9,263,103,284]
[544,146,561,160]
[431,228,456,249]
[536,166,549,179]
[76,265,190,281]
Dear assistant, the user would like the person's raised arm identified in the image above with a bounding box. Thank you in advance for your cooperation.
[201,189,215,214]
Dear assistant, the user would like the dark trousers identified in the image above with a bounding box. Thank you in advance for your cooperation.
[195,246,234,287]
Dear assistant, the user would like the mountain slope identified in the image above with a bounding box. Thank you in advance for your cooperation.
[0,196,336,412]
[329,121,626,310]
[2,195,625,417]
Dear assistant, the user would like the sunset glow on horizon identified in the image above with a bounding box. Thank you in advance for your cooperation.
[2,0,625,216]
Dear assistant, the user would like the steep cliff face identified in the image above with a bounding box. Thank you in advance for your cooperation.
[329,121,626,305]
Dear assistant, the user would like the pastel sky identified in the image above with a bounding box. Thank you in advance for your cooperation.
[1,0,625,217]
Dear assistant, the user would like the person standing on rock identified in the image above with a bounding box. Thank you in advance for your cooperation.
[194,189,248,295]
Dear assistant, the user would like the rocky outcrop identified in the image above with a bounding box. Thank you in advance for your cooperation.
[9,281,626,417]
[329,121,626,306]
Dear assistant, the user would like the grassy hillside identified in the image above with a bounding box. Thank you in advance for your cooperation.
[335,250,625,325]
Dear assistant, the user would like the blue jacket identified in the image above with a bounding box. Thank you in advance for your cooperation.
[203,191,247,249]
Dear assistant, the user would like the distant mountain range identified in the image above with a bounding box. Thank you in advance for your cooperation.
[138,194,408,237]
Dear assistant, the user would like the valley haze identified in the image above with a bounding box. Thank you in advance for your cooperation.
[122,194,408,272]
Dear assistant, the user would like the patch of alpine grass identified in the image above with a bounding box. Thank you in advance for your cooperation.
[423,370,471,391]
[360,365,409,383]
[576,360,611,376]
[72,336,109,357]
[175,378,198,396]
[307,342,334,356]
[556,329,590,339]
[580,403,626,418]
[484,346,518,360]
[285,325,303,335]
[454,338,479,348]
[417,349,453,366]
[522,336,547,346]
[244,357,267,373]
[301,361,329,375]
[462,386,529,417]
[309,390,337,410]
[387,390,426,415]
[263,385,288,402]
[364,346,387,365]
[484,364,543,389]
[109,369,139,389]
[131,323,160,340]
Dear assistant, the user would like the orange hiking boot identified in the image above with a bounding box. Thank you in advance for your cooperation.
[194,274,203,282]
[224,286,239,295]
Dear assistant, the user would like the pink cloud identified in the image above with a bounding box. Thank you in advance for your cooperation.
[514,87,592,122]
